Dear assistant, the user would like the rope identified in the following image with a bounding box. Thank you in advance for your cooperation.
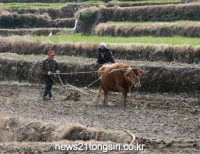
[52,68,129,75]
[86,68,128,88]
[52,70,100,75]
[51,68,125,89]
[51,67,133,94]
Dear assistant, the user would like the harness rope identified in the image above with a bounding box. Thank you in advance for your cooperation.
[51,67,138,95]
[52,70,101,75]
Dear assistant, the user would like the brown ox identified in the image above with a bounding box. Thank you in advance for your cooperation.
[97,62,144,106]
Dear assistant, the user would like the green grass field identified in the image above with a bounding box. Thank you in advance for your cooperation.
[31,33,200,46]
[2,3,68,9]
[2,0,180,9]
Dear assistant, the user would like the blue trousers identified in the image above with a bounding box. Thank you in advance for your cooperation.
[43,75,53,98]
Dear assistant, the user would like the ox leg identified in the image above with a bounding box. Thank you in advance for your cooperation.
[101,86,108,104]
[97,84,102,98]
[103,89,109,104]
[98,83,109,104]
[123,93,128,107]
[116,86,127,107]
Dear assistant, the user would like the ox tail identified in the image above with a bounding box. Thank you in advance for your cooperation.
[123,129,136,144]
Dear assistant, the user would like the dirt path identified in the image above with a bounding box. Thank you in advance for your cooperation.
[0,82,199,153]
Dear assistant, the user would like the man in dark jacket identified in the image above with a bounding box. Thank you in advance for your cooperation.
[96,42,115,64]
[42,50,59,100]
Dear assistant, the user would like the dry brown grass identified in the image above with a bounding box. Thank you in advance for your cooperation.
[0,53,19,59]
[62,123,132,143]
[0,117,133,144]
[0,7,10,15]
[182,0,200,3]
[94,22,200,37]
[0,3,3,15]
[74,42,97,54]
[1,35,200,64]
[99,3,200,23]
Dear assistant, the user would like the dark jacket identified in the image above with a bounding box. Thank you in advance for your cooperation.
[96,47,115,64]
[42,58,58,76]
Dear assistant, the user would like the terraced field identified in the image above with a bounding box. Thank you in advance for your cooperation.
[0,1,200,153]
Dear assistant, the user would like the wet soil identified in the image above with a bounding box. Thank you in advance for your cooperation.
[0,82,199,153]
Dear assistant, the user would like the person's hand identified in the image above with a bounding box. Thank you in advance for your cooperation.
[55,70,59,74]
[48,71,53,75]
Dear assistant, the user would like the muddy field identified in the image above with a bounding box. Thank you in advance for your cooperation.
[0,80,199,153]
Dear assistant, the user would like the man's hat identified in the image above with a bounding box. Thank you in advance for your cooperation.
[48,50,55,55]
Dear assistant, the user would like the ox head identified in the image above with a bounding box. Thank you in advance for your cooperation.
[124,67,144,88]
